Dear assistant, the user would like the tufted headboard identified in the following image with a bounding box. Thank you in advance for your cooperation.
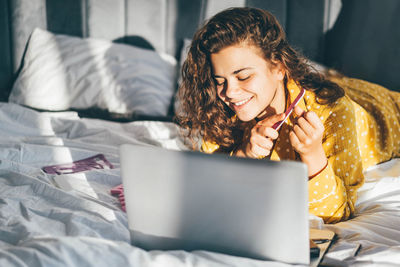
[0,0,399,102]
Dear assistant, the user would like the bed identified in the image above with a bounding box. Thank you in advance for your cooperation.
[1,0,400,266]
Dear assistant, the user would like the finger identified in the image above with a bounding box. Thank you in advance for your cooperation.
[258,113,285,127]
[296,116,315,136]
[289,130,302,149]
[250,133,274,150]
[304,111,324,130]
[256,125,279,140]
[293,124,310,145]
[294,105,305,117]
[248,141,272,158]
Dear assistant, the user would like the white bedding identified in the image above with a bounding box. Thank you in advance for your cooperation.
[0,102,399,267]
[9,28,177,117]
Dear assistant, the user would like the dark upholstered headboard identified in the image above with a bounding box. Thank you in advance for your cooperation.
[0,0,399,101]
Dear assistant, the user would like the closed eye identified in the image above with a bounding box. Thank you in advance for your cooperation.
[238,75,250,81]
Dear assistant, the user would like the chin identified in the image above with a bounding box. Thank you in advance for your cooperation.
[236,113,256,122]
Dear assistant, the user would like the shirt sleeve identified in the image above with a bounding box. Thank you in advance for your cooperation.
[308,97,364,223]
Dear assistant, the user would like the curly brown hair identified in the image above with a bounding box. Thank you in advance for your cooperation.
[176,7,344,152]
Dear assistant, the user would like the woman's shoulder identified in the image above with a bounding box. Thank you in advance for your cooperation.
[305,88,354,122]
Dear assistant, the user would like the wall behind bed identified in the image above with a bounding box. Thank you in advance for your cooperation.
[0,0,399,103]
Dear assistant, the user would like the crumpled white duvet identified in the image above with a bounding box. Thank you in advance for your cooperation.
[0,103,399,267]
[320,161,400,266]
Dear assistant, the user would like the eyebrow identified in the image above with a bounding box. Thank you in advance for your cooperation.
[214,67,253,78]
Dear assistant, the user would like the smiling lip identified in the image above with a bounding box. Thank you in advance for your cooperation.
[230,96,253,110]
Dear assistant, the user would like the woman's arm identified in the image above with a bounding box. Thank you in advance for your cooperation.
[307,98,364,223]
[289,106,328,177]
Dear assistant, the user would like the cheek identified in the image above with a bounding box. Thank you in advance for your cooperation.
[247,77,269,95]
[256,78,277,100]
[262,77,278,91]
[243,79,259,92]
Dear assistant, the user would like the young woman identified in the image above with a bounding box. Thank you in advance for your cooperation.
[176,7,400,223]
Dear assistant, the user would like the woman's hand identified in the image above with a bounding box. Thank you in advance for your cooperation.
[289,106,327,176]
[234,113,285,158]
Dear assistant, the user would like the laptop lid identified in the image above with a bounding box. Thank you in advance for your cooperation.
[120,144,309,265]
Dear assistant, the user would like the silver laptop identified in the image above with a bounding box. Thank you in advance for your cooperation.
[120,144,309,265]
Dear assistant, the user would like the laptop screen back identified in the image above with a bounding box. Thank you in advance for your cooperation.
[120,144,309,265]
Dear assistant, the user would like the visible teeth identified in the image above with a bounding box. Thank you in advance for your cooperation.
[234,97,251,106]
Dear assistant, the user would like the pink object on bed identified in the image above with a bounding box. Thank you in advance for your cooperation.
[42,154,114,175]
[111,184,126,212]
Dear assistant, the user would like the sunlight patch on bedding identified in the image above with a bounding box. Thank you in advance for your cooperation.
[36,113,72,165]
[36,114,56,136]
[54,173,98,199]
[32,136,73,165]
[364,158,400,181]
[357,159,400,204]
[352,243,400,264]
[145,122,188,151]
[13,31,71,109]
[53,173,116,221]
[35,110,117,222]
[86,41,128,114]
[37,136,66,146]
[33,110,80,137]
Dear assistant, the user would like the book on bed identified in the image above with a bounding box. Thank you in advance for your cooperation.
[310,228,336,267]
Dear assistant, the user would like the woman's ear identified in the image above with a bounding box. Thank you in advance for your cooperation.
[274,62,286,81]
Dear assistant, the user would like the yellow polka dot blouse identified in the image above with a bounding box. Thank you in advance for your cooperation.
[202,76,400,223]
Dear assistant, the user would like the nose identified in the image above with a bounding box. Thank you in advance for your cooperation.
[224,79,241,99]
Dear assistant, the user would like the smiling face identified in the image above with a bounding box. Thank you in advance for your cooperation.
[211,44,286,122]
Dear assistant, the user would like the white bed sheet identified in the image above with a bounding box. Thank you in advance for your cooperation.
[0,102,399,267]
[320,160,400,266]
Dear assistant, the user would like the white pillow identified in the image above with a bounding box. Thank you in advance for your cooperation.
[9,28,177,117]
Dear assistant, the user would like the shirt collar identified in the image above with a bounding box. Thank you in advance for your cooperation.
[270,79,306,161]
[286,79,307,123]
